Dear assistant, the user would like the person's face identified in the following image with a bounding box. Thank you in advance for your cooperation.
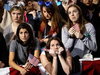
[32,1,38,10]
[11,10,22,22]
[28,1,33,6]
[82,0,93,6]
[42,7,51,20]
[50,40,60,52]
[19,28,30,44]
[68,6,79,24]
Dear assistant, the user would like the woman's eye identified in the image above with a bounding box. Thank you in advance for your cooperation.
[20,32,23,34]
[68,12,71,14]
[12,13,15,15]
[73,10,77,12]
[25,31,28,34]
[43,11,46,13]
[51,44,54,46]
[56,43,60,46]
[17,13,21,15]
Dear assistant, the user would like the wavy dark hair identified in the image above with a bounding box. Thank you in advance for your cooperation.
[16,23,36,55]
[45,37,66,63]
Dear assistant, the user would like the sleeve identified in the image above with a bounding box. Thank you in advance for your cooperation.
[80,23,97,51]
[61,26,75,51]
[0,33,8,67]
[9,40,17,52]
[35,37,41,50]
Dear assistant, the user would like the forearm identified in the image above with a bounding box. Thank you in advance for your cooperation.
[66,55,72,70]
[58,55,70,75]
[9,61,24,72]
[51,57,58,75]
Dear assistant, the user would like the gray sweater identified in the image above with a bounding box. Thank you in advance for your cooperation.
[62,23,97,58]
[9,38,40,65]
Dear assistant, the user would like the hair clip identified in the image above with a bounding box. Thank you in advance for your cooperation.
[17,1,25,6]
[38,1,44,6]
[11,5,22,9]
[7,1,15,7]
[9,1,25,9]
[44,1,53,8]
[38,1,53,8]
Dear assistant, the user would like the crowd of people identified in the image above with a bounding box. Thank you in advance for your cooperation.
[0,0,100,75]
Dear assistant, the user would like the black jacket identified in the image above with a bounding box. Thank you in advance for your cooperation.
[0,32,8,67]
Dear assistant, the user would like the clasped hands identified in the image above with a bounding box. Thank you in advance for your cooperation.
[20,62,33,75]
[69,26,83,39]
[49,47,64,57]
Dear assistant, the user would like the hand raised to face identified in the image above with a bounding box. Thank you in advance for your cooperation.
[56,47,64,55]
[49,49,57,57]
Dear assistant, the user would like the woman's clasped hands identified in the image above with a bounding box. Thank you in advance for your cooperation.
[69,25,83,39]
[49,47,64,57]
[20,62,33,75]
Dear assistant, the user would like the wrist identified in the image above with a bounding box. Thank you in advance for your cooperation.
[69,35,75,38]
[19,67,25,72]
[53,56,57,59]
[80,35,85,40]
[58,54,62,58]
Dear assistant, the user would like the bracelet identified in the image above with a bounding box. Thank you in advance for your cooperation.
[80,35,85,40]
[69,35,75,39]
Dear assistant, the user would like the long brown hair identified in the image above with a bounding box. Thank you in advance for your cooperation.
[45,37,66,63]
[66,4,88,33]
[39,2,62,36]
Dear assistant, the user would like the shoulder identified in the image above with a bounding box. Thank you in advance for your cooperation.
[11,40,18,45]
[35,37,39,42]
[62,25,68,30]
[3,24,12,32]
[34,37,41,49]
[85,22,95,28]
[85,22,95,31]
[41,51,46,55]
[4,24,12,30]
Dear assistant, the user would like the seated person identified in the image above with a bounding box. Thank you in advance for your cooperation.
[3,5,24,50]
[9,23,40,75]
[38,1,66,48]
[40,37,72,75]
[25,0,41,37]
[62,4,97,58]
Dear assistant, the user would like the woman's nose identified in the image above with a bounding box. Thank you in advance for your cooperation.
[71,12,74,16]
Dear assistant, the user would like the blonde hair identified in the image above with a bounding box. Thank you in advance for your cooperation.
[10,6,24,22]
